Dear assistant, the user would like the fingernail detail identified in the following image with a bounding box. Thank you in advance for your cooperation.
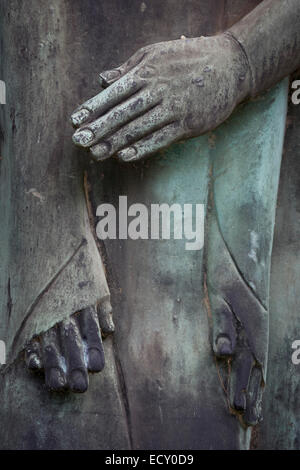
[70,369,88,393]
[48,368,66,390]
[118,147,137,161]
[72,128,95,147]
[88,348,105,372]
[71,108,90,127]
[90,142,111,161]
[216,335,232,356]
[99,69,120,86]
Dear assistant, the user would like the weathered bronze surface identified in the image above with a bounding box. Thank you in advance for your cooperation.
[0,0,299,450]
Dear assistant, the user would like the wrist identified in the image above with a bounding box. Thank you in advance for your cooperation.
[221,31,252,104]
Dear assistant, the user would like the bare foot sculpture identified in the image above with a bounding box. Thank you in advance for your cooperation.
[25,301,114,392]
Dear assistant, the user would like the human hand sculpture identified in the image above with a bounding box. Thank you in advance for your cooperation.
[25,301,114,392]
[71,0,300,161]
[71,34,250,161]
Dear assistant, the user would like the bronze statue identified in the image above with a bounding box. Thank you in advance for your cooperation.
[0,0,299,449]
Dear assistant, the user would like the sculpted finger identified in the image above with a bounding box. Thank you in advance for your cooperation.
[210,293,237,358]
[117,122,182,162]
[78,306,105,372]
[41,326,67,391]
[90,107,170,161]
[71,71,143,128]
[60,317,88,393]
[229,346,254,412]
[99,48,149,88]
[98,299,115,337]
[244,365,264,426]
[73,90,159,148]
[25,338,42,370]
[99,69,123,88]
